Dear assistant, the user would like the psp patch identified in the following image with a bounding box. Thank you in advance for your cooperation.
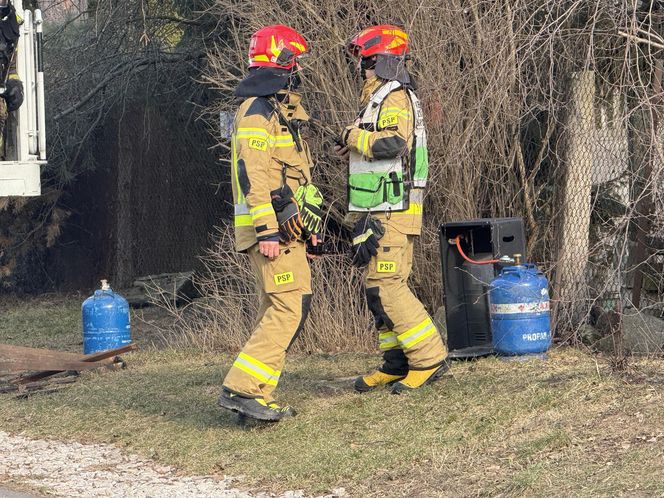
[379,115,398,129]
[377,261,397,273]
[274,271,294,285]
[248,138,267,151]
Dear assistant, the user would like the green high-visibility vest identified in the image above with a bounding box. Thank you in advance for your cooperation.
[348,80,428,213]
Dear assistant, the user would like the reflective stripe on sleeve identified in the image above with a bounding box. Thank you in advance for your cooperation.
[397,317,437,350]
[352,229,374,246]
[236,128,295,148]
[250,202,275,221]
[378,107,410,120]
[356,130,371,156]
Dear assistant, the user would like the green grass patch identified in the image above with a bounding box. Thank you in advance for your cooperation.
[0,295,82,350]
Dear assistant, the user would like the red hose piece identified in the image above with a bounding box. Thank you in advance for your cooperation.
[454,235,500,265]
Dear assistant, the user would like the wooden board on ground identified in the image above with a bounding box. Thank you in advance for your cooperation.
[0,344,103,372]
[0,344,136,397]
[9,344,136,384]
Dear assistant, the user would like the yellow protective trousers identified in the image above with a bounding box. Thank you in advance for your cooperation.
[365,226,447,375]
[223,240,312,401]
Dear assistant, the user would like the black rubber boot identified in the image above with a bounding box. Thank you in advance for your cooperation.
[218,389,283,421]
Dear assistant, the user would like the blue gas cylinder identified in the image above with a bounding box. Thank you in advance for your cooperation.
[82,280,131,354]
[489,264,551,355]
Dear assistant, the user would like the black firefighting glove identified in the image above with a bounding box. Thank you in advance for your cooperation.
[271,184,305,243]
[3,78,23,112]
[350,214,384,268]
[294,184,324,237]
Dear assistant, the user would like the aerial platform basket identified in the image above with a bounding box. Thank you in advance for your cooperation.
[0,2,46,197]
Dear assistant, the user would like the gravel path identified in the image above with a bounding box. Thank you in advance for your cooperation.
[0,487,39,498]
[0,431,345,498]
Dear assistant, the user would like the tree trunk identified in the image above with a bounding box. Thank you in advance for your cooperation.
[628,59,660,308]
[114,115,134,287]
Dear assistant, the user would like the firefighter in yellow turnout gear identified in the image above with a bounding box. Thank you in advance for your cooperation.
[336,25,449,394]
[218,25,322,421]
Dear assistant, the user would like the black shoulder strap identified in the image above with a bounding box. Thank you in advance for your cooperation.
[267,97,303,153]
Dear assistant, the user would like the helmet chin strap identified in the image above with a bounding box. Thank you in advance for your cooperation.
[287,66,302,91]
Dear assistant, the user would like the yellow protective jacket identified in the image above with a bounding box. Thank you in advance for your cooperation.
[231,91,313,251]
[345,76,424,235]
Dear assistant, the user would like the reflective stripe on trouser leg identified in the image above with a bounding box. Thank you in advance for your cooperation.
[366,231,447,369]
[232,352,281,386]
[379,331,399,350]
[223,243,310,398]
[397,317,436,350]
[365,285,407,375]
[371,281,446,369]
[369,289,399,351]
[223,289,304,397]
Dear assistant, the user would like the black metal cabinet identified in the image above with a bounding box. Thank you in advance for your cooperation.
[439,218,525,358]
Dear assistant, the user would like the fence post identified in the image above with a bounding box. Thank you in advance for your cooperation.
[114,113,134,288]
[554,70,595,336]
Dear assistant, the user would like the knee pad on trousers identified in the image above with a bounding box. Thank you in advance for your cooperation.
[365,286,395,331]
[287,293,312,352]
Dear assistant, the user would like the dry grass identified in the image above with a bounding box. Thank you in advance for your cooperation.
[2,295,664,496]
[1,346,664,496]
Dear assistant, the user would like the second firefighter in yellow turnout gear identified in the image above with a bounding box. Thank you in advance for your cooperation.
[338,25,449,394]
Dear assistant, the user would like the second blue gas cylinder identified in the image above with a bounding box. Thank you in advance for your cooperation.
[489,264,551,355]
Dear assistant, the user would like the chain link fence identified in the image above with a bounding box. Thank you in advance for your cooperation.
[32,0,228,291]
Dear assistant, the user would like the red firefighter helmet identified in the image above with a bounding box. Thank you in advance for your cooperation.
[347,25,410,59]
[248,25,308,70]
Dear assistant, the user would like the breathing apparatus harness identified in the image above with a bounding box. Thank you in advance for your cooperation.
[347,80,429,213]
